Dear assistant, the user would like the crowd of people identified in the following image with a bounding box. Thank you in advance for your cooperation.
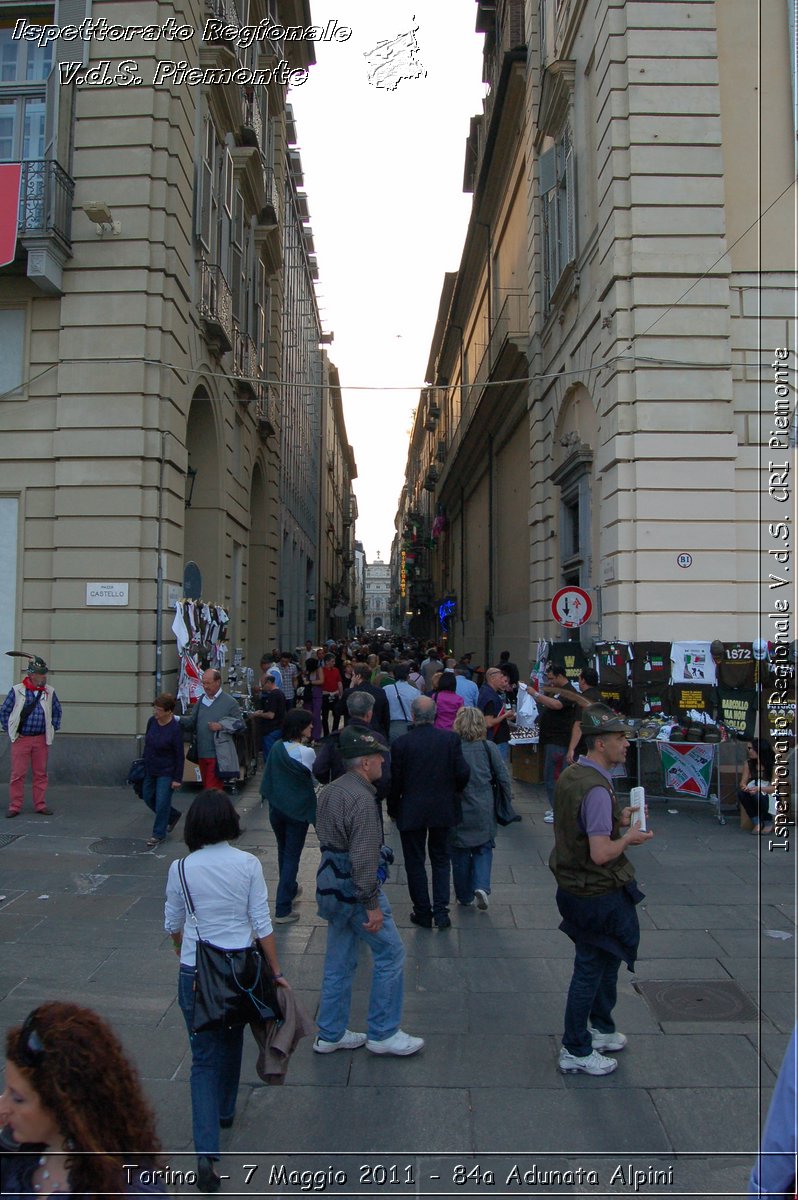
[1,638,791,1197]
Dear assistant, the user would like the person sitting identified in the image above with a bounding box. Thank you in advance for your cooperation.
[737,737,776,835]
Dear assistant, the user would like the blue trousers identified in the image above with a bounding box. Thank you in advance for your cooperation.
[268,804,309,917]
[178,967,243,1159]
[316,892,405,1043]
[142,773,181,840]
[450,841,494,904]
[562,942,622,1058]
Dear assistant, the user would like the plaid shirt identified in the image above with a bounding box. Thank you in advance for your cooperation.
[0,685,62,737]
[316,769,383,909]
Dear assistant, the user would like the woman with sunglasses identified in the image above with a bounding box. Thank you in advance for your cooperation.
[0,1001,164,1198]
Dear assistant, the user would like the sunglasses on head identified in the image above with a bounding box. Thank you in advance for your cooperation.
[18,1013,46,1067]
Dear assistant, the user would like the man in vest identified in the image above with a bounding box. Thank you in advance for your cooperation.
[549,704,653,1076]
[1,655,62,817]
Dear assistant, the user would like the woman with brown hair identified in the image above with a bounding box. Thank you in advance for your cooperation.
[0,1001,165,1198]
[141,692,184,847]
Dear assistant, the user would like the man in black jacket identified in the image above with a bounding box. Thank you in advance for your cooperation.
[339,663,390,739]
[388,695,470,929]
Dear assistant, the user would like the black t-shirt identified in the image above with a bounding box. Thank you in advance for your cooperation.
[538,684,581,745]
[258,688,286,731]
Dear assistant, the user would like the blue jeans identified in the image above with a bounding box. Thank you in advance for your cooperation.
[317,891,405,1043]
[142,774,181,840]
[261,728,281,760]
[450,841,494,904]
[268,805,309,917]
[562,942,622,1058]
[495,741,510,765]
[178,967,244,1159]
[544,743,568,808]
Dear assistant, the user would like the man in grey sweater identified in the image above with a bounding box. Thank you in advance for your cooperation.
[182,669,243,790]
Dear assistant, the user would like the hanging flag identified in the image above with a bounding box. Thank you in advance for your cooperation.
[0,164,22,268]
[657,742,716,798]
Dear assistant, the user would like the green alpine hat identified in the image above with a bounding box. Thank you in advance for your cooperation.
[579,703,634,737]
[26,656,48,675]
[338,726,386,759]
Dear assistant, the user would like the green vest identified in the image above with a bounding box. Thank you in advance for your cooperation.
[548,762,636,896]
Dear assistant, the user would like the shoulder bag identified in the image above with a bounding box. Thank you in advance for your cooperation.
[177,858,279,1032]
[482,742,521,826]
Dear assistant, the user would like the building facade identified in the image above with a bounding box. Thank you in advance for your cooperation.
[398,0,796,671]
[364,553,391,632]
[0,0,354,780]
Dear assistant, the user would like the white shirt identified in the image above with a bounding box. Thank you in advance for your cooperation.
[384,680,418,721]
[164,842,273,967]
[285,741,315,770]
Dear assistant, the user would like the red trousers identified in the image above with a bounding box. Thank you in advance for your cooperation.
[198,757,224,791]
[9,734,50,813]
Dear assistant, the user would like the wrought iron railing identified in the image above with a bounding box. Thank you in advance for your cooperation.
[197,258,233,350]
[17,159,74,245]
[232,326,258,388]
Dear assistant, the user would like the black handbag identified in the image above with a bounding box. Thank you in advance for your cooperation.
[185,732,199,763]
[483,742,521,826]
[177,859,279,1032]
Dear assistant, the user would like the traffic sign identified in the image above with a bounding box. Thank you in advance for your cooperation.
[551,586,592,629]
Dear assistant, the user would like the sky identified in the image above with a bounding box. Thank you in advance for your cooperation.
[288,2,487,563]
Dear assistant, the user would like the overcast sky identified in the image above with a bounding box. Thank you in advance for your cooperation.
[288,2,486,562]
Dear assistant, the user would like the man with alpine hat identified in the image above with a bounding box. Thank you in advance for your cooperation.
[1,653,62,817]
[549,704,653,1076]
[314,724,423,1058]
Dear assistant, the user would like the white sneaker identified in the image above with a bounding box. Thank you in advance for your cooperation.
[293,884,303,899]
[313,1029,367,1054]
[365,1029,424,1056]
[589,1025,627,1052]
[543,810,555,824]
[474,888,489,911]
[559,1046,617,1075]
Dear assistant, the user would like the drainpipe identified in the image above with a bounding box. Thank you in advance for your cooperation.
[155,431,166,695]
[486,432,495,667]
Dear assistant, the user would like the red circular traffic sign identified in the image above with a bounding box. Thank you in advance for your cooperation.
[551,586,593,629]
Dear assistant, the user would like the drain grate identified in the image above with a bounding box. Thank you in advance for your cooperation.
[634,979,759,1022]
[88,838,152,857]
[0,834,21,850]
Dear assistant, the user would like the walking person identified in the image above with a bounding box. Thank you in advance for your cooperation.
[259,708,317,924]
[314,726,423,1057]
[534,662,581,824]
[432,670,464,732]
[180,670,243,791]
[321,653,344,736]
[383,663,419,744]
[477,666,514,765]
[141,692,184,847]
[450,706,512,910]
[304,654,325,743]
[2,654,62,818]
[550,705,653,1076]
[165,790,288,1193]
[389,695,470,929]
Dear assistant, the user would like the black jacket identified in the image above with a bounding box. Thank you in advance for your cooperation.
[340,683,390,739]
[388,723,471,831]
[313,719,391,803]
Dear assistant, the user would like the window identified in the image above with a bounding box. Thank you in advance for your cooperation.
[540,127,575,308]
[551,446,592,589]
[0,309,25,396]
[0,23,52,164]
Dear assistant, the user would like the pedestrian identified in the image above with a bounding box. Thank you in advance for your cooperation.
[0,1001,165,1197]
[534,662,581,823]
[314,725,423,1057]
[450,706,512,910]
[388,695,471,930]
[313,691,391,803]
[321,653,343,736]
[259,708,317,924]
[141,692,184,848]
[1,654,62,818]
[251,672,286,760]
[383,663,419,744]
[749,1023,797,1197]
[477,666,514,764]
[165,790,288,1193]
[454,665,479,707]
[180,670,244,791]
[304,654,325,742]
[565,667,602,765]
[340,663,390,738]
[549,704,653,1076]
[278,652,298,703]
[432,670,464,731]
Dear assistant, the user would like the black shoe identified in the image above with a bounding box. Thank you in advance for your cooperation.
[219,1114,234,1129]
[410,911,432,928]
[435,914,452,929]
[167,811,182,833]
[197,1157,221,1194]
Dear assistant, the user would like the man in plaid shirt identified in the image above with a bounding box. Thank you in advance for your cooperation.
[1,655,62,817]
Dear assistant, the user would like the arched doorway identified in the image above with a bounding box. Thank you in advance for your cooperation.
[184,387,223,602]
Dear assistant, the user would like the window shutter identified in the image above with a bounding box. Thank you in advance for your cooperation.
[565,138,576,263]
[53,0,92,66]
[506,0,526,48]
[539,145,555,194]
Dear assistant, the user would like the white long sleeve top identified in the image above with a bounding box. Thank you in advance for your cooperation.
[164,842,273,967]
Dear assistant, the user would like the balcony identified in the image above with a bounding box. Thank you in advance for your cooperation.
[232,327,258,396]
[12,160,74,295]
[240,88,264,152]
[254,387,278,439]
[197,258,233,353]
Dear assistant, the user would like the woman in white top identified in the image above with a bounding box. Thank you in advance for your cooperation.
[164,790,287,1194]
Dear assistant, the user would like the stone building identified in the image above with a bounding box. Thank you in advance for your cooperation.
[364,553,391,633]
[399,0,796,669]
[0,0,353,779]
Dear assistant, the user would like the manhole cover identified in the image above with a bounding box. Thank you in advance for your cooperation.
[88,838,152,857]
[0,834,21,849]
[634,979,759,1022]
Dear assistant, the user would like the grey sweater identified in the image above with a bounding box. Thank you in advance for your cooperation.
[182,692,243,758]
